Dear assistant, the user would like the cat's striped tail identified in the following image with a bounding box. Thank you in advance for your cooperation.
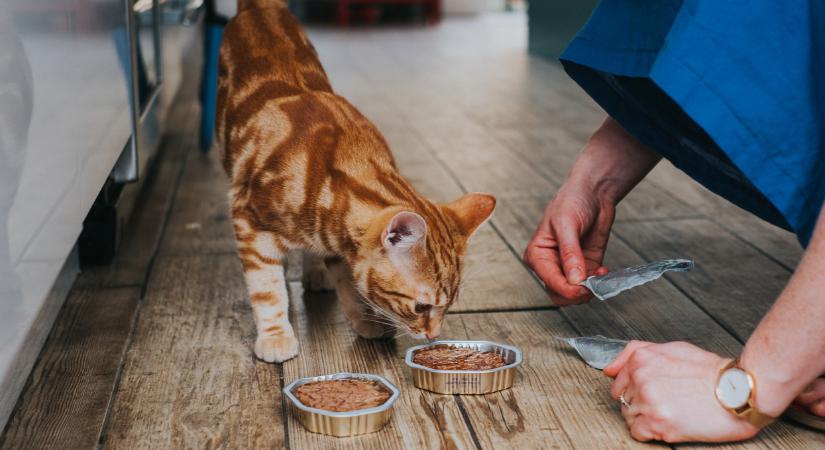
[237,0,287,12]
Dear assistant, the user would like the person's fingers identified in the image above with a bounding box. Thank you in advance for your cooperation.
[524,244,591,303]
[604,340,653,377]
[797,378,825,406]
[620,389,638,424]
[629,417,657,442]
[549,291,591,306]
[554,217,587,284]
[594,265,609,276]
[811,399,825,417]
[610,367,631,399]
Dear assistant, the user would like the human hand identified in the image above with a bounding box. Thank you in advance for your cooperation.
[523,179,613,305]
[605,341,761,443]
[524,118,661,306]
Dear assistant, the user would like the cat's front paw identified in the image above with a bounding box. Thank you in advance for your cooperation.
[254,334,299,363]
[351,318,394,339]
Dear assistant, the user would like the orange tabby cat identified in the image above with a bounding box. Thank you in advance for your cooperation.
[217,0,495,362]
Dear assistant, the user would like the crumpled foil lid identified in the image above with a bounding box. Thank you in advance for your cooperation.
[557,335,628,370]
[581,258,694,301]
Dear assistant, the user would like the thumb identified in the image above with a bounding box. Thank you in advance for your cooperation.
[555,217,586,284]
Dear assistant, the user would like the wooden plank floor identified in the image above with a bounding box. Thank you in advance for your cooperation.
[2,12,821,449]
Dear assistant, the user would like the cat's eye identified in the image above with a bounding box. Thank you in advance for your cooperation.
[414,303,432,314]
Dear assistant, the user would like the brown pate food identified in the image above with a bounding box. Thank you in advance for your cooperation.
[413,345,507,371]
[293,379,391,412]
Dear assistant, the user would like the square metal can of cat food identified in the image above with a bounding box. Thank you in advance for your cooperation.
[283,372,400,437]
[404,340,522,395]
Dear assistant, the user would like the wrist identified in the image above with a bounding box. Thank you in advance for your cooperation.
[566,167,624,207]
[714,357,778,430]
[568,118,661,205]
[740,349,796,418]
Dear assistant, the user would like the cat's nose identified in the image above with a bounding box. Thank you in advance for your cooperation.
[425,329,440,339]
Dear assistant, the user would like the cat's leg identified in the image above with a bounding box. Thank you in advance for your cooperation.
[302,252,335,292]
[233,217,298,363]
[325,257,394,339]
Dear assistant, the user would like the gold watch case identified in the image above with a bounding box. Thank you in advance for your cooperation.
[716,359,776,428]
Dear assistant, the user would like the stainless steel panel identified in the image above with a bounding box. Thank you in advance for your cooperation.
[114,0,201,183]
[0,0,133,427]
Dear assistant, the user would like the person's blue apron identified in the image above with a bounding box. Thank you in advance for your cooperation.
[560,0,825,246]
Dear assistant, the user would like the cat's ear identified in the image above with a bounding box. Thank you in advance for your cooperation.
[443,193,496,238]
[382,211,427,250]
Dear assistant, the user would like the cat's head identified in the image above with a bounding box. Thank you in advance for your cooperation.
[351,193,496,339]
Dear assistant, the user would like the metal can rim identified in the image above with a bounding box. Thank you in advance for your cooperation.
[283,372,400,418]
[403,340,523,374]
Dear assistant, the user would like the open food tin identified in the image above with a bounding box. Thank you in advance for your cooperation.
[404,340,523,394]
[283,372,400,437]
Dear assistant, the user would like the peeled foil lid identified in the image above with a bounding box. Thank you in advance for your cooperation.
[557,335,628,370]
[581,258,694,301]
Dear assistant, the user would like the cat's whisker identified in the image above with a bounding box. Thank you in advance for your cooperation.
[363,300,409,333]
[362,314,397,328]
[361,296,405,329]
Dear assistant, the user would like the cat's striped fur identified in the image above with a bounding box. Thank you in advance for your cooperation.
[217,0,495,362]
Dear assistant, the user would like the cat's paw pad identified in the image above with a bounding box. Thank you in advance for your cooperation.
[254,334,299,363]
[302,268,335,292]
[351,319,394,339]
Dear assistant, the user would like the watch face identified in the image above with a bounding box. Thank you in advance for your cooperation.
[716,368,752,409]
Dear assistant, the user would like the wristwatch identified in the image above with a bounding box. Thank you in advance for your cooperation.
[715,359,776,428]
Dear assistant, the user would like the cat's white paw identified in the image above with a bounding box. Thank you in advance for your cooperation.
[254,334,299,363]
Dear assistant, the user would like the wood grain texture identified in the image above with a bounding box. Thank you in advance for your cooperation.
[284,282,479,450]
[156,150,236,257]
[0,287,140,449]
[644,162,802,270]
[448,311,659,450]
[613,219,793,343]
[102,255,284,449]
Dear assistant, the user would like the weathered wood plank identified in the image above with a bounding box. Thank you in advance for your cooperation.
[613,218,793,343]
[284,282,479,450]
[102,255,284,449]
[449,311,658,450]
[156,151,236,257]
[644,162,802,270]
[0,287,140,449]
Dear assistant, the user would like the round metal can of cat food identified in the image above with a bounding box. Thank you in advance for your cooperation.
[404,340,523,395]
[283,372,400,437]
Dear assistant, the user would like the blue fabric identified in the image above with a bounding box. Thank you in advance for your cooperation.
[560,0,825,246]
